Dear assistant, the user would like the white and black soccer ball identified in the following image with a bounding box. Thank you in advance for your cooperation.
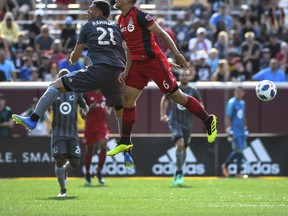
[255,80,277,101]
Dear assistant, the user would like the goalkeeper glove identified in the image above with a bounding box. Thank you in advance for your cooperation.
[226,127,234,143]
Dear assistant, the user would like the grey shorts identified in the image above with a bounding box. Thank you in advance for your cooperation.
[62,64,124,107]
[51,136,81,159]
[169,123,192,147]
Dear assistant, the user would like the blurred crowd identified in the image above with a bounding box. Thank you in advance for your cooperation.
[0,0,287,82]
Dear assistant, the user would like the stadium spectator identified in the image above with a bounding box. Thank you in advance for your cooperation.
[211,58,229,81]
[20,56,35,81]
[193,50,212,81]
[264,0,285,35]
[0,93,14,137]
[189,0,208,20]
[264,32,281,58]
[44,62,58,82]
[206,48,219,75]
[0,12,20,45]
[59,49,83,72]
[30,68,42,82]
[23,46,38,68]
[107,0,217,158]
[20,97,50,136]
[250,0,265,25]
[21,0,35,20]
[28,9,44,48]
[38,54,51,80]
[45,39,65,65]
[60,16,77,53]
[228,29,242,56]
[259,48,271,70]
[240,31,261,74]
[213,31,229,59]
[171,15,189,58]
[0,34,11,59]
[237,5,259,40]
[229,57,252,81]
[50,69,88,197]
[252,58,286,82]
[209,3,233,33]
[34,25,55,61]
[188,27,212,62]
[222,86,249,178]
[83,90,111,185]
[275,41,288,75]
[10,32,28,63]
[0,50,16,81]
[160,69,203,186]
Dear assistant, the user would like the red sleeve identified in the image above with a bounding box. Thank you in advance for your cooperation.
[136,10,155,28]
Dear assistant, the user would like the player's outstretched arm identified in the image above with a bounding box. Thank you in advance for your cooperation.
[147,22,189,68]
[69,43,85,66]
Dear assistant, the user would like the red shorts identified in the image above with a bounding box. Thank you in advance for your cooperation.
[82,130,109,147]
[125,52,178,93]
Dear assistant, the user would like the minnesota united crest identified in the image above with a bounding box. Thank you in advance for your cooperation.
[128,17,135,32]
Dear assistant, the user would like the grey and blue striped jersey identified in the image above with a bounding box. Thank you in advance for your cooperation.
[168,87,202,130]
[51,92,86,138]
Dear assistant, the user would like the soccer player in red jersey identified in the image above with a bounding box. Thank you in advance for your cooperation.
[83,90,110,185]
[107,0,218,158]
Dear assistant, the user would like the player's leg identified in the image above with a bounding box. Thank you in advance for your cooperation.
[235,136,248,178]
[84,144,94,185]
[107,85,143,156]
[96,139,107,184]
[151,53,217,143]
[168,90,217,144]
[174,138,185,186]
[54,155,67,198]
[51,137,69,197]
[12,70,69,130]
[65,138,81,176]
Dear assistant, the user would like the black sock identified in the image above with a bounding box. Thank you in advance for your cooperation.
[30,113,40,122]
[119,137,131,144]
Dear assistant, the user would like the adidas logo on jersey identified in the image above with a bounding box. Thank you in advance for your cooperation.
[152,147,205,175]
[82,139,135,176]
[227,138,280,175]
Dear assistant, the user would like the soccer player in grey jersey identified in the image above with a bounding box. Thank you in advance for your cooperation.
[160,69,203,186]
[51,69,88,197]
[12,0,134,166]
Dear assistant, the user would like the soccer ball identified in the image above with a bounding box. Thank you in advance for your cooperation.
[255,80,277,101]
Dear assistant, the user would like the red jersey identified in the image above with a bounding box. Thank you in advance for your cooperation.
[84,91,109,133]
[118,6,162,60]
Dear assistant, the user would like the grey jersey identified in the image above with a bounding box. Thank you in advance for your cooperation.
[78,17,126,69]
[51,92,86,138]
[168,87,202,130]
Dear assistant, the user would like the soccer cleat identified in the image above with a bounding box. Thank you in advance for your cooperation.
[205,114,217,143]
[173,173,184,186]
[12,114,37,131]
[107,143,133,156]
[221,163,229,177]
[124,150,134,167]
[236,174,249,179]
[96,171,105,185]
[57,189,67,198]
[85,173,92,186]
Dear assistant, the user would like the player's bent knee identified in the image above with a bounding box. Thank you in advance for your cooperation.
[69,158,80,168]
[54,155,66,166]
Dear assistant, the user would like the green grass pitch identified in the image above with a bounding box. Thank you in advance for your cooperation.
[0,177,288,215]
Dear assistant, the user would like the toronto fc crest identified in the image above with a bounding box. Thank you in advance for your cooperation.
[128,17,135,32]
